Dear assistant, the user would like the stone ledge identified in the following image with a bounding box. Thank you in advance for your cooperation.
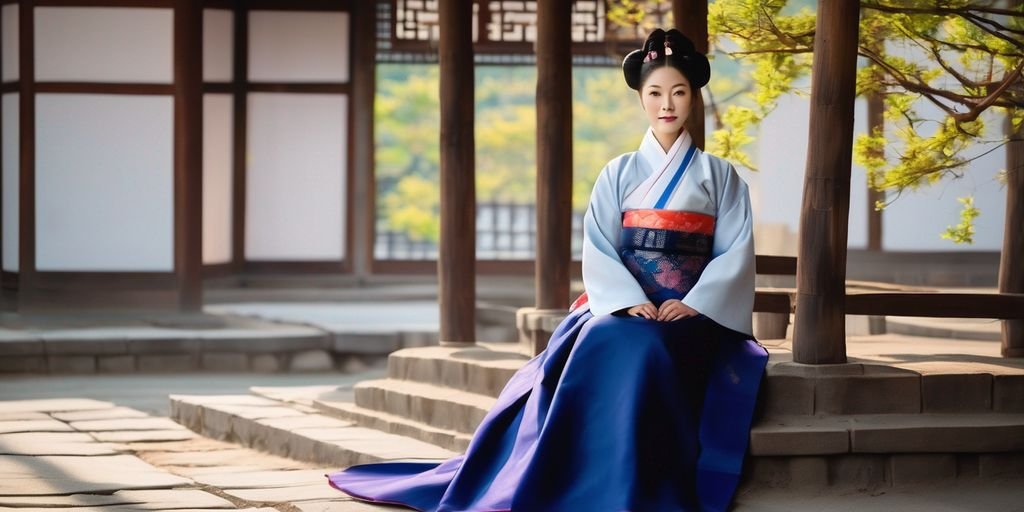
[314,398,472,453]
[353,379,495,434]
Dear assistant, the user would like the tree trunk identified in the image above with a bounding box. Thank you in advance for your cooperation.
[866,91,884,250]
[792,0,861,364]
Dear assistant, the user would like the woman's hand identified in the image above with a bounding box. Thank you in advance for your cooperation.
[657,299,698,321]
[626,302,658,320]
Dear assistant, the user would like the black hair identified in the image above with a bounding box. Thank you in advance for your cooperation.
[622,28,711,91]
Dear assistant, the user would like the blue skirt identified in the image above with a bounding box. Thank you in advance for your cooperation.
[328,309,768,512]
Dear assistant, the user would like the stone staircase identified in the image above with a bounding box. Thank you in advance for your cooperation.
[171,340,1024,490]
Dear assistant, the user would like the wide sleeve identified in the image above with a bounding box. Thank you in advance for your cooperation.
[681,162,755,336]
[581,163,651,316]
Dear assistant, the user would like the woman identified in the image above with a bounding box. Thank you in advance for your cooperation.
[328,28,768,512]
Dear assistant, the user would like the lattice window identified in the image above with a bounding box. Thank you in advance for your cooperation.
[394,0,480,45]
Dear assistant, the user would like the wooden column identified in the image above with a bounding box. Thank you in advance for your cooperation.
[866,91,884,251]
[1001,114,1024,357]
[17,0,34,311]
[350,0,377,280]
[174,0,203,311]
[673,0,707,149]
[231,6,248,275]
[438,0,476,344]
[534,0,572,311]
[792,0,861,364]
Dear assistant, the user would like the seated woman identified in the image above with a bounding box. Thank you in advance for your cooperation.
[327,27,768,512]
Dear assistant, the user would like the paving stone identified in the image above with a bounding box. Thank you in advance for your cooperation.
[814,373,921,415]
[296,501,388,512]
[138,354,200,372]
[290,350,336,372]
[126,437,238,454]
[98,354,137,373]
[223,483,343,503]
[827,454,888,489]
[47,355,97,373]
[69,417,186,432]
[0,454,191,494]
[0,412,50,421]
[142,448,308,470]
[0,432,119,456]
[788,456,829,487]
[759,376,814,416]
[191,468,330,489]
[202,352,250,372]
[749,417,850,456]
[52,406,149,422]
[128,338,202,354]
[251,354,284,372]
[921,373,992,412]
[889,454,957,485]
[92,429,197,443]
[0,398,114,413]
[112,489,236,509]
[0,356,47,373]
[260,414,353,431]
[979,452,1024,478]
[0,419,74,434]
[171,394,279,407]
[994,374,1024,413]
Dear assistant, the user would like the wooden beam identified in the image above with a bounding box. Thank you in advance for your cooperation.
[673,0,707,150]
[174,0,203,311]
[349,0,376,279]
[1001,113,1024,356]
[437,0,476,344]
[847,292,1024,319]
[534,0,572,313]
[792,0,861,364]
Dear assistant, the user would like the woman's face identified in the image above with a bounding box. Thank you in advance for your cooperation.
[640,66,692,142]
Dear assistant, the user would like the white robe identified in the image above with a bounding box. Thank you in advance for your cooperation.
[581,127,756,336]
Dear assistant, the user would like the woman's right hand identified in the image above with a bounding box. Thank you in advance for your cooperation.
[626,302,657,320]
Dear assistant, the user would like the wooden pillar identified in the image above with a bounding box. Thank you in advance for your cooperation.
[174,0,203,311]
[17,0,35,311]
[534,0,572,311]
[350,0,377,280]
[673,0,707,149]
[438,0,476,344]
[1001,114,1024,357]
[231,6,248,275]
[866,91,884,251]
[792,0,861,364]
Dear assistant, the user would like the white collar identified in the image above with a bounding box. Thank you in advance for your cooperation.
[639,126,690,174]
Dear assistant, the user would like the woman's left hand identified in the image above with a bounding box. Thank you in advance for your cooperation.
[657,299,699,322]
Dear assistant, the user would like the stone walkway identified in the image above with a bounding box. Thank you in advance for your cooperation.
[0,397,380,511]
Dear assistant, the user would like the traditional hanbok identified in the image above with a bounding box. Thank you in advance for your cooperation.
[327,127,768,512]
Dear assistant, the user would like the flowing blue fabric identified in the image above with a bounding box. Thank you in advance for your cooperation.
[327,310,767,512]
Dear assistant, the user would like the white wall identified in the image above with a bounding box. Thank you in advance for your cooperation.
[2,93,18,272]
[248,10,350,82]
[203,94,233,265]
[204,8,233,82]
[246,93,347,261]
[34,7,173,83]
[35,94,174,271]
[2,4,18,82]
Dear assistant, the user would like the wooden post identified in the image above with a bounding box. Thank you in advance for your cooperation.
[1001,114,1024,357]
[438,0,476,344]
[351,0,377,279]
[673,0,707,149]
[866,91,884,251]
[17,1,35,311]
[174,0,203,311]
[534,0,572,311]
[792,0,861,364]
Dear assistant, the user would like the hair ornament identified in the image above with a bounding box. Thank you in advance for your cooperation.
[643,50,658,63]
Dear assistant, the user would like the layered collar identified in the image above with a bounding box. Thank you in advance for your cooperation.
[627,127,697,207]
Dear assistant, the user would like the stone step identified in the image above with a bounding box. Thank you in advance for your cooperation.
[750,413,1024,456]
[379,346,1024,416]
[169,393,455,468]
[314,398,472,453]
[353,379,494,435]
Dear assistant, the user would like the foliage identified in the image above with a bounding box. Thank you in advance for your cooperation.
[942,195,981,244]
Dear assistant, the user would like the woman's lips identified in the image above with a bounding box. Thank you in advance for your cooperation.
[660,116,677,122]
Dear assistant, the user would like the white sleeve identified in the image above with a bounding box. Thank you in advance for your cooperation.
[681,163,756,336]
[581,164,651,316]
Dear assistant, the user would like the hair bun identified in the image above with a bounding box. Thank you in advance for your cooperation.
[622,27,711,90]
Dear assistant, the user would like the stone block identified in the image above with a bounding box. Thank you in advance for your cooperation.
[749,417,849,456]
[137,354,199,372]
[850,414,1024,453]
[957,453,979,479]
[47,355,96,374]
[922,373,992,412]
[979,452,1024,478]
[97,355,135,373]
[333,332,401,354]
[760,375,814,416]
[815,373,921,415]
[828,454,888,489]
[743,456,790,488]
[128,338,201,354]
[289,350,335,372]
[0,339,44,356]
[0,356,47,373]
[788,456,829,487]
[203,334,328,353]
[889,454,956,485]
[994,374,1024,413]
[202,352,250,372]
[251,354,283,373]
[340,354,370,374]
[44,338,128,355]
